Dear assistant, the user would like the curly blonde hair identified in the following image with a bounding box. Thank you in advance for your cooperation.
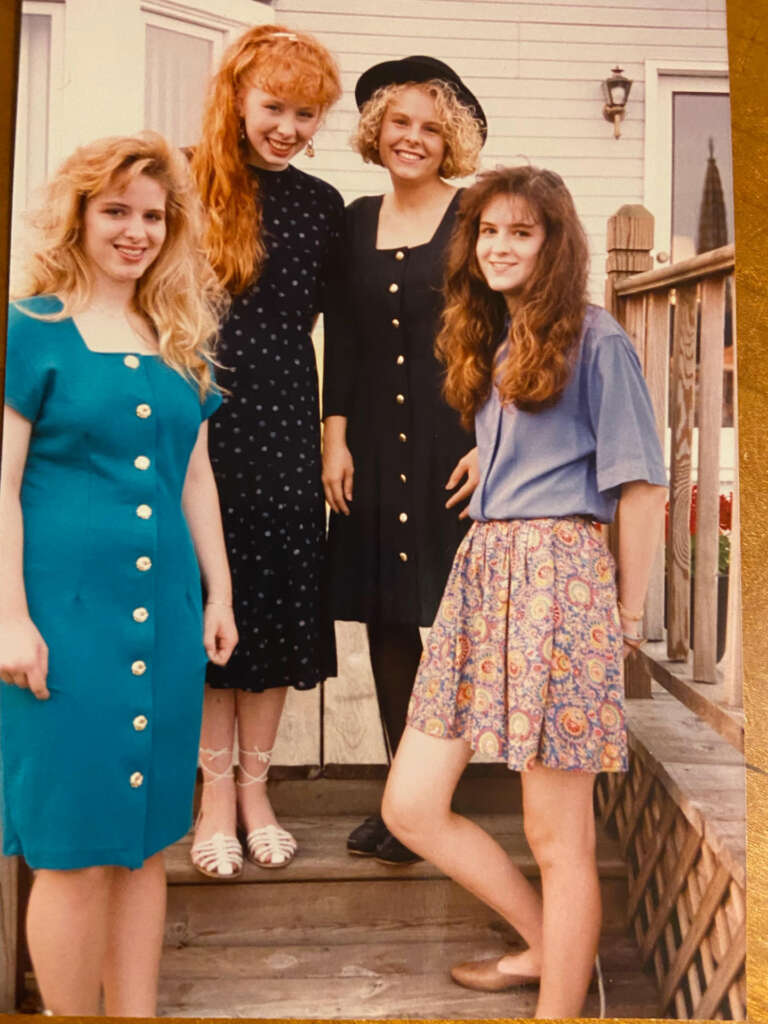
[437,166,590,429]
[352,80,482,179]
[191,24,342,294]
[14,131,227,396]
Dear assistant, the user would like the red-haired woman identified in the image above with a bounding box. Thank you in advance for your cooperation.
[322,57,486,863]
[382,167,667,1017]
[188,25,343,876]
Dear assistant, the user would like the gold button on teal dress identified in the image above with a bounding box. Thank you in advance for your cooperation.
[0,296,221,869]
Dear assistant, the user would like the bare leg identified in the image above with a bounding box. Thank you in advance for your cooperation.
[101,851,166,1017]
[383,726,544,976]
[26,866,113,1015]
[522,766,600,1018]
[235,686,287,833]
[194,686,237,843]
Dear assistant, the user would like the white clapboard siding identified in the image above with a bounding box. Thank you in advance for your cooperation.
[278,0,727,299]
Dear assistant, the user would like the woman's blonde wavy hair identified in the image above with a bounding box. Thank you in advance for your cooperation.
[353,80,482,180]
[14,131,227,396]
[191,24,341,294]
[437,166,590,429]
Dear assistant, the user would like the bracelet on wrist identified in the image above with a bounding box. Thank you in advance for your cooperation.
[622,632,646,649]
[617,600,644,622]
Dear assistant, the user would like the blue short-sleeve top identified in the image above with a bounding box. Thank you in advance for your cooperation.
[468,305,667,524]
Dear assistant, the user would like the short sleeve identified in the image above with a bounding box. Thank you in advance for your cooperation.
[587,329,667,494]
[4,302,51,423]
[200,371,222,421]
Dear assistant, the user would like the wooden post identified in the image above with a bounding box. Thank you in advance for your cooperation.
[693,276,726,682]
[0,0,22,1010]
[605,206,656,695]
[604,204,654,317]
[667,284,698,660]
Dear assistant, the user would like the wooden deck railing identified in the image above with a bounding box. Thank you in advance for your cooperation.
[601,208,745,1020]
[605,206,741,708]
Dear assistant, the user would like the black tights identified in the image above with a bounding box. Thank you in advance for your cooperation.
[365,618,423,759]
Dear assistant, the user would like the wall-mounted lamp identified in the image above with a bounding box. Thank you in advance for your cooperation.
[602,66,633,139]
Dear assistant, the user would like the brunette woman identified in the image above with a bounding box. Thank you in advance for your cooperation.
[189,25,343,876]
[381,166,667,1017]
[322,57,486,863]
[0,132,236,1015]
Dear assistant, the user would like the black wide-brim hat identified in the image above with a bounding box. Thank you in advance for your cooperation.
[354,55,487,143]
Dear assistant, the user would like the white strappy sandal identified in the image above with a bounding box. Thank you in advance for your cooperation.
[190,746,244,880]
[237,744,298,868]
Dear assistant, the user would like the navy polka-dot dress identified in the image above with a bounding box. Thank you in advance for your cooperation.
[206,164,342,692]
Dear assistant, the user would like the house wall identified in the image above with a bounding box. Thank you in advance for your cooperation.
[276,0,729,297]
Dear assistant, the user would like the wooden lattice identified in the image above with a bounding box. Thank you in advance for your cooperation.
[596,751,746,1019]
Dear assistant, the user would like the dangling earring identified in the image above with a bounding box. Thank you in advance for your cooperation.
[305,137,315,158]
[238,119,246,144]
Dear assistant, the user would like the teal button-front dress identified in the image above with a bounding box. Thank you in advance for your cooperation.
[0,296,221,869]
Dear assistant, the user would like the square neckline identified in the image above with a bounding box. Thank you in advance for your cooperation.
[373,190,461,252]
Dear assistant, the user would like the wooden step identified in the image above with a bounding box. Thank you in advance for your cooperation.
[164,812,629,946]
[157,933,659,1018]
[263,771,524,816]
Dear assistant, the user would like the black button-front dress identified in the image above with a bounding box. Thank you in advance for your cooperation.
[323,191,473,628]
[207,164,342,692]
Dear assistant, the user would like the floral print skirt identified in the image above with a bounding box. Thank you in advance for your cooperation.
[406,517,627,773]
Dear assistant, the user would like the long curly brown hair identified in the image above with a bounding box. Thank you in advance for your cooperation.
[437,166,589,429]
[191,24,341,294]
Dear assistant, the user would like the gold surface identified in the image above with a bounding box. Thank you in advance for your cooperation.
[729,2,768,1022]
[0,0,765,1022]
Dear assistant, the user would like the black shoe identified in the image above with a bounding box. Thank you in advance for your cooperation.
[347,813,389,856]
[374,831,423,866]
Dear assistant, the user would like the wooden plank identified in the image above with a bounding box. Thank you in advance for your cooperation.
[659,862,731,1013]
[0,854,17,1012]
[157,956,658,1020]
[157,933,659,1020]
[622,293,648,365]
[625,690,744,766]
[639,827,701,963]
[667,283,698,659]
[614,244,734,296]
[644,291,670,640]
[693,275,727,682]
[166,812,627,886]
[323,622,388,766]
[271,686,321,768]
[636,646,745,751]
[693,920,747,1020]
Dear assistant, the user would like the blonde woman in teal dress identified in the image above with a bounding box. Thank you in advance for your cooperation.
[0,132,237,1016]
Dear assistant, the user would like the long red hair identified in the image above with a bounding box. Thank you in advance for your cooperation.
[191,25,341,294]
[437,166,589,429]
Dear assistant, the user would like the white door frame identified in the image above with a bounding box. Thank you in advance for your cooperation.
[643,59,729,263]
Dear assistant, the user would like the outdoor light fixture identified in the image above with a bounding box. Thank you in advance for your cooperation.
[602,66,633,139]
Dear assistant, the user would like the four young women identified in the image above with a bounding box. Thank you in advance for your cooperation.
[0,20,667,1020]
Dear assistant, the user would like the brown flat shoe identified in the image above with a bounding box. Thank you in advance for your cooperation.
[450,956,540,992]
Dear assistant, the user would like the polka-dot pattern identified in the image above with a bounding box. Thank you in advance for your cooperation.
[206,164,343,692]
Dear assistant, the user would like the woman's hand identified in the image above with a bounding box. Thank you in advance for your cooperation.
[322,416,354,515]
[0,617,50,699]
[445,447,479,519]
[203,603,238,666]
